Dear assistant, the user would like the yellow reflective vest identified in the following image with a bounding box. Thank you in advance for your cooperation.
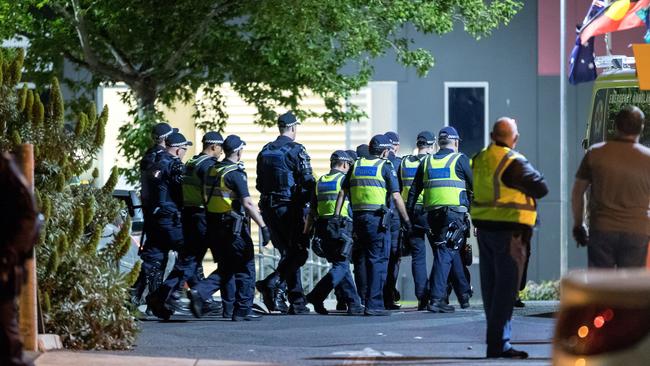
[471,144,537,227]
[349,158,388,211]
[205,163,241,214]
[422,153,466,209]
[182,154,212,208]
[316,171,349,218]
[400,155,426,205]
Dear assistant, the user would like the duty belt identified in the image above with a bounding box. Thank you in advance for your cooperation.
[260,194,292,206]
[429,205,468,213]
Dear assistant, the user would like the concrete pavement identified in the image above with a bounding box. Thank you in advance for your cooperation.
[30,302,557,365]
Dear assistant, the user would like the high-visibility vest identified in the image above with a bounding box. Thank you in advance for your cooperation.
[349,158,388,211]
[182,154,213,208]
[400,155,426,205]
[315,172,349,218]
[422,153,466,209]
[205,163,241,214]
[471,144,537,227]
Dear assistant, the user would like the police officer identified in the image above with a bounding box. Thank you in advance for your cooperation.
[350,144,370,303]
[305,151,364,315]
[255,111,315,315]
[140,122,178,172]
[335,134,411,316]
[334,149,359,312]
[133,122,178,304]
[148,132,234,317]
[383,131,403,309]
[398,131,436,310]
[143,132,191,320]
[406,127,472,313]
[472,118,547,359]
[188,135,272,321]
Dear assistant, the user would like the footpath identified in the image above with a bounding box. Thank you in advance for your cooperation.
[30,301,558,366]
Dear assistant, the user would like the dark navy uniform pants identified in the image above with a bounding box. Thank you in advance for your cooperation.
[408,206,429,301]
[353,211,391,311]
[260,203,308,305]
[141,214,183,296]
[308,221,360,305]
[193,215,255,317]
[477,228,530,356]
[153,209,235,308]
[427,209,470,301]
[383,211,401,304]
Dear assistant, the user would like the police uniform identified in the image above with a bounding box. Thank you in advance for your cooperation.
[188,135,258,321]
[255,112,315,314]
[384,132,403,309]
[406,127,471,313]
[342,135,400,315]
[133,123,177,304]
[143,132,190,319]
[305,151,363,315]
[472,140,547,358]
[398,131,435,308]
[149,132,235,317]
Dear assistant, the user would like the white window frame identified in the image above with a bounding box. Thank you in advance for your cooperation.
[444,81,490,148]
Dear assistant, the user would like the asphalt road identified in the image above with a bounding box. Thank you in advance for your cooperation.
[114,302,557,365]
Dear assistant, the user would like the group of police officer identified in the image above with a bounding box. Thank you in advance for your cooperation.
[135,112,546,359]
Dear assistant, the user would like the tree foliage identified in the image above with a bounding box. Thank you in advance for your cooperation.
[0,49,138,350]
[0,0,522,182]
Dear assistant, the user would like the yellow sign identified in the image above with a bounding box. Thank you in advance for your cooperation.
[633,43,650,90]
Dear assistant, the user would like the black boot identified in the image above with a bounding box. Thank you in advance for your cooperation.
[417,295,429,311]
[427,298,455,313]
[305,293,328,315]
[146,291,173,320]
[255,273,280,312]
[273,285,289,314]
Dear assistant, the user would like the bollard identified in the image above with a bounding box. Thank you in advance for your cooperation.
[16,144,38,351]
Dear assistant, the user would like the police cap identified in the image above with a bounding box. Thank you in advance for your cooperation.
[277,111,300,127]
[345,149,358,161]
[153,122,178,139]
[223,135,246,154]
[385,131,400,145]
[166,132,193,147]
[438,126,461,142]
[416,131,436,146]
[202,131,224,145]
[330,150,353,163]
[356,144,370,159]
[369,134,392,155]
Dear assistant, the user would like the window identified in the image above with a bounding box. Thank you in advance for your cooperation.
[589,87,650,148]
[444,82,489,158]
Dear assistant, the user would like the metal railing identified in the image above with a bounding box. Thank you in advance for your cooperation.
[255,230,331,296]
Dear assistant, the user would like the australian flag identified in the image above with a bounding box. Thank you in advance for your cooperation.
[569,1,606,85]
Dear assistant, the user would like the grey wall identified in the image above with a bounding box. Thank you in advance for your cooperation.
[365,1,595,293]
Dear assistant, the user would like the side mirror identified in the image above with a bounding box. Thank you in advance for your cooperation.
[581,138,589,150]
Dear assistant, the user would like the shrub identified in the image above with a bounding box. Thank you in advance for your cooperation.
[519,280,560,301]
[0,49,138,349]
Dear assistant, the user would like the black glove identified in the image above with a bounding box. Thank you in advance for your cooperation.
[573,224,589,247]
[401,220,413,236]
[261,226,272,246]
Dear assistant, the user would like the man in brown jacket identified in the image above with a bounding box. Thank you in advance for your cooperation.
[572,105,650,268]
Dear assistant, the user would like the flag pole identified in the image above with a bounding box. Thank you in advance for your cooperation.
[560,0,569,277]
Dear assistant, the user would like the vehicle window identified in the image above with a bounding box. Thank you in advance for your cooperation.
[589,88,607,145]
[601,87,650,147]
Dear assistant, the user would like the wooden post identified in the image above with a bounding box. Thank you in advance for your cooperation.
[16,143,38,351]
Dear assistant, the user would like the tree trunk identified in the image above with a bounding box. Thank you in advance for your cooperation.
[131,77,157,118]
